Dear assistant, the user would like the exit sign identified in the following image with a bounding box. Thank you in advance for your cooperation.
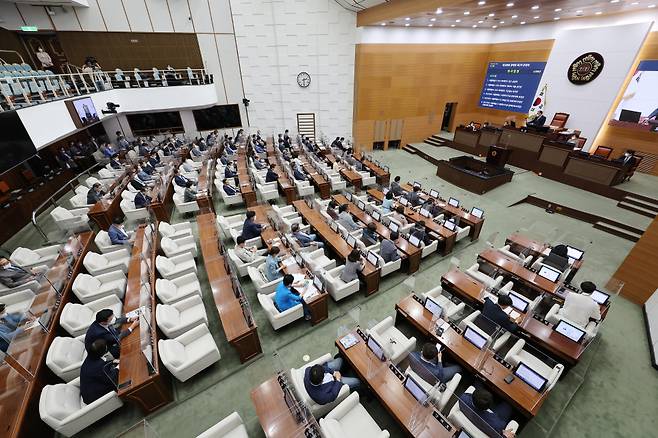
[20,26,39,32]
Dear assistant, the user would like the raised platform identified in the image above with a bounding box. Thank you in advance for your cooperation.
[436,155,514,194]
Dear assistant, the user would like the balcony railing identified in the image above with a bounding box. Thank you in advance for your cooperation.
[0,65,213,112]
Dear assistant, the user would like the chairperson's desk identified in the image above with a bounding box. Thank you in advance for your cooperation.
[293,200,380,295]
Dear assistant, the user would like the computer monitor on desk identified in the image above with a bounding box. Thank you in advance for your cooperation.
[346,234,357,249]
[408,234,422,248]
[413,181,422,188]
[566,245,584,264]
[404,375,429,404]
[357,200,366,211]
[508,291,530,313]
[429,189,439,199]
[448,197,460,208]
[424,296,444,318]
[443,220,457,232]
[419,207,431,218]
[388,221,399,233]
[367,334,386,361]
[470,207,484,219]
[463,326,488,350]
[399,197,409,207]
[554,320,586,343]
[345,192,352,202]
[590,289,610,305]
[537,265,561,283]
[513,362,548,392]
[371,210,381,222]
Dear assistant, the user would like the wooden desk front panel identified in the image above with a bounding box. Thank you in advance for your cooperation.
[251,377,308,438]
[454,129,480,148]
[500,130,545,153]
[478,130,502,148]
[563,158,620,186]
[539,145,571,168]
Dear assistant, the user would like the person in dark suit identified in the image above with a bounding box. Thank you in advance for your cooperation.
[527,111,546,128]
[390,176,404,196]
[79,339,119,404]
[222,179,239,196]
[265,164,279,183]
[614,150,637,167]
[183,181,197,203]
[130,174,146,191]
[326,200,339,220]
[408,343,461,385]
[173,170,191,188]
[241,210,266,240]
[458,387,516,437]
[482,295,517,333]
[108,217,132,245]
[84,309,138,359]
[134,188,152,208]
[224,164,237,178]
[0,257,38,288]
[407,186,423,207]
[543,244,569,272]
[0,302,29,352]
[303,358,360,405]
[293,165,307,181]
[86,183,105,205]
[138,143,151,156]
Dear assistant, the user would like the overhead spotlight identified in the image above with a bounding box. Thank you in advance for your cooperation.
[102,102,120,114]
[595,10,603,14]
[507,2,515,6]
[489,13,495,16]
[649,4,657,7]
[478,1,486,5]
[380,22,386,26]
[610,0,620,3]
[512,15,518,18]
[405,23,410,26]
[464,11,470,15]
[430,18,436,21]
[554,17,560,20]
[455,19,461,22]
[520,21,526,24]
[534,15,540,18]
[478,20,484,23]
[429,24,433,27]
[493,25,498,28]
[451,24,456,27]
[405,17,410,20]
[500,21,505,23]
[472,24,477,27]
[531,5,539,10]
[436,8,443,14]
[554,8,562,12]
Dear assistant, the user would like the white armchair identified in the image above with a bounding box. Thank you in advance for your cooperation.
[120,199,149,221]
[60,295,123,337]
[273,204,297,219]
[301,248,337,274]
[39,377,123,437]
[422,285,466,319]
[94,230,126,254]
[448,386,519,438]
[97,168,116,180]
[69,193,93,209]
[83,249,130,276]
[155,273,202,304]
[257,291,304,330]
[0,278,41,297]
[498,245,532,266]
[294,179,314,197]
[504,339,564,391]
[1,289,36,314]
[196,412,248,438]
[156,295,208,338]
[10,244,61,269]
[216,181,243,206]
[74,185,89,196]
[227,248,267,277]
[329,176,346,192]
[256,182,279,201]
[465,264,503,290]
[372,250,402,277]
[247,264,282,294]
[229,227,261,248]
[50,206,89,232]
[156,253,197,280]
[173,192,200,214]
[281,214,305,233]
[404,366,461,411]
[367,316,416,365]
[456,224,471,242]
[291,353,350,417]
[546,303,599,341]
[46,336,87,382]
[358,171,376,188]
[122,190,137,200]
[320,392,390,438]
[217,214,244,238]
[161,235,198,258]
[458,311,510,352]
[323,265,360,301]
[158,323,221,382]
[72,271,126,304]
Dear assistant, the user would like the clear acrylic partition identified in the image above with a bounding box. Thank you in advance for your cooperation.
[444,392,506,438]
[603,276,624,304]
[336,304,362,339]
[0,361,30,437]
[4,299,52,376]
[115,419,160,438]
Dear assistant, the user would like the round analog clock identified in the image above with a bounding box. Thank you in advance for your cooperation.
[297,71,311,88]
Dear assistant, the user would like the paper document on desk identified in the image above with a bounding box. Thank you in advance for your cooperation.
[302,283,319,301]
[125,306,146,320]
[293,273,306,283]
[339,333,359,349]
[282,256,296,267]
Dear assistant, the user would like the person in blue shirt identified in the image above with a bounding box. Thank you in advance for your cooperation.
[458,387,516,437]
[274,274,310,319]
[108,217,132,245]
[137,167,152,182]
[291,223,324,248]
[293,165,307,181]
[303,357,360,405]
[134,188,152,209]
[222,179,239,196]
[264,246,283,282]
[0,303,28,352]
[253,158,266,170]
[408,343,461,386]
[265,164,279,183]
[381,191,394,213]
[173,170,191,188]
[109,158,122,169]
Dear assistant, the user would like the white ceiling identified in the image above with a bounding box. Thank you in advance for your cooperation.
[333,0,388,13]
[2,0,88,7]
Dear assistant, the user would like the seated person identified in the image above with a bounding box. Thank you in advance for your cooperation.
[421,199,441,217]
[241,210,266,240]
[293,165,307,181]
[0,257,40,288]
[265,164,279,183]
[380,231,401,263]
[234,235,265,263]
[183,181,198,202]
[224,164,238,178]
[274,274,310,320]
[527,110,546,128]
[190,144,202,157]
[338,204,361,232]
[560,281,601,327]
[86,183,105,205]
[134,188,152,208]
[130,175,146,191]
[411,221,427,243]
[108,217,132,245]
[340,249,364,283]
[253,158,267,170]
[361,222,379,247]
[264,246,283,282]
[543,244,569,272]
[109,158,122,169]
[407,185,423,207]
[459,387,517,438]
[381,191,394,214]
[390,205,408,227]
[80,339,119,404]
[390,176,404,196]
[222,178,239,196]
[326,200,339,220]
[408,342,461,385]
[84,308,138,359]
[291,223,324,248]
[304,357,360,405]
[482,295,518,333]
[0,302,29,352]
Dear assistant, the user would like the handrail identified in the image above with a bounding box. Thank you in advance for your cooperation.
[0,50,26,64]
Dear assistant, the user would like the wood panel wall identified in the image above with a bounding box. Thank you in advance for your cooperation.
[352,40,554,151]
[593,32,658,175]
[613,215,658,304]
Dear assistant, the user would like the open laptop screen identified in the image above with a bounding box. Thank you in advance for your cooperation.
[443,220,457,232]
[463,326,487,350]
[566,245,584,262]
[366,250,380,267]
[413,181,422,188]
[429,189,439,199]
[371,211,381,221]
[537,265,561,283]
[514,362,548,392]
[404,375,428,403]
[388,222,399,233]
[367,335,385,361]
[424,296,443,318]
[508,291,530,313]
[346,234,357,248]
[590,289,610,305]
[554,320,586,343]
[471,207,484,219]
[448,197,460,208]
[419,208,431,218]
[409,234,422,248]
[399,197,409,206]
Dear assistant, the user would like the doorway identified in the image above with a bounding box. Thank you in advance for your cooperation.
[19,32,68,73]
[442,102,457,132]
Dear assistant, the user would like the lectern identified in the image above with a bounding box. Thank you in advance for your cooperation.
[486,145,511,168]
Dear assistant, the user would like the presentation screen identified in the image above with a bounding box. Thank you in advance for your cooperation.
[609,60,658,133]
[0,112,37,174]
[127,111,184,136]
[478,62,546,113]
[193,104,242,131]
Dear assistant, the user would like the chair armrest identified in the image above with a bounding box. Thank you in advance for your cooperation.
[275,303,303,319]
[425,285,442,298]
[172,272,199,286]
[173,222,193,232]
[176,294,203,311]
[171,252,195,264]
[506,420,520,434]
[175,235,196,246]
[88,294,122,311]
[176,323,208,345]
[372,316,394,334]
[325,391,359,420]
[106,248,130,260]
[70,207,90,216]
[95,270,127,282]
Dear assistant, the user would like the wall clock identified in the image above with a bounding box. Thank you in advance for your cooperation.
[297,71,311,88]
[568,52,604,85]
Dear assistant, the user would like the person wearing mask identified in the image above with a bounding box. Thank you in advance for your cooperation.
[130,173,146,191]
[222,178,239,196]
[527,110,546,128]
[264,246,283,282]
[291,223,324,248]
[559,281,601,327]
[326,200,339,220]
[381,191,395,214]
[109,157,122,169]
[543,244,569,272]
[84,308,138,359]
[408,343,462,385]
[253,157,267,170]
[338,204,361,232]
[224,163,238,179]
[458,387,517,437]
[390,176,404,196]
[183,181,197,203]
[407,185,423,207]
[0,257,39,288]
[303,358,361,405]
[390,205,408,227]
[108,217,132,245]
[234,236,266,264]
[482,295,518,333]
[134,188,152,209]
[137,165,153,182]
[293,163,307,181]
[241,210,266,240]
[86,183,105,205]
[102,143,117,158]
[411,221,426,243]
[380,231,401,263]
[340,249,364,283]
[361,222,379,247]
[116,131,130,150]
[265,164,279,183]
[274,274,310,320]
[80,339,119,404]
[0,302,30,352]
[173,169,192,188]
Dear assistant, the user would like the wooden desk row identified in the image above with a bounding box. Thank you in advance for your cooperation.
[196,158,216,213]
[359,157,390,186]
[235,150,258,207]
[88,166,135,230]
[323,153,363,192]
[504,233,583,282]
[265,147,297,205]
[297,153,330,199]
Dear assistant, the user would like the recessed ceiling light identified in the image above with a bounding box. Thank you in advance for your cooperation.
[554,8,562,12]
[430,18,436,22]
[531,5,540,10]
[595,10,603,14]
[405,17,410,20]
[533,15,540,18]
[478,1,486,5]
[520,21,526,24]
[429,24,433,27]
[512,15,518,18]
[436,8,443,14]
[576,9,583,13]
[631,1,639,4]
[478,20,484,23]
[649,4,657,7]
[493,25,498,28]
[489,13,495,16]
[472,24,478,27]
[506,2,514,6]
[500,21,505,24]
[554,17,560,20]
[405,23,410,26]
[465,11,471,15]
[456,19,462,22]
[451,24,456,27]
[380,22,386,26]
[610,0,620,3]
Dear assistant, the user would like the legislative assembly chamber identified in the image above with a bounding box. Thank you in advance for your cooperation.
[0,0,657,437]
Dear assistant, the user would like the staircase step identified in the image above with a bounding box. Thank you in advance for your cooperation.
[617,201,657,218]
[430,135,446,144]
[402,145,417,154]
[424,138,443,147]
[593,221,642,242]
[623,195,658,212]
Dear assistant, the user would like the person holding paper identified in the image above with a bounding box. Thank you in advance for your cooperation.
[274,274,310,320]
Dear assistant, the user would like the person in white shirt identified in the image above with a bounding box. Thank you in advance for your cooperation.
[561,281,601,327]
[234,236,266,264]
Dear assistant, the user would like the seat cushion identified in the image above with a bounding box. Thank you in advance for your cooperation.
[42,384,81,421]
[11,247,39,264]
[156,279,176,300]
[85,253,108,270]
[157,257,175,273]
[74,274,101,293]
[321,418,345,437]
[50,338,85,368]
[158,305,181,328]
[52,207,74,220]
[161,340,185,367]
[340,403,383,436]
[65,304,94,324]
[186,335,213,361]
[516,351,553,378]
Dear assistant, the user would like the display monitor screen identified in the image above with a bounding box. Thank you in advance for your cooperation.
[399,197,409,206]
[471,207,484,219]
[192,104,242,130]
[383,165,389,172]
[419,208,431,218]
[0,112,37,173]
[382,188,389,195]
[590,289,610,305]
[424,297,443,318]
[554,320,586,343]
[413,181,422,188]
[68,97,100,127]
[367,250,380,267]
[367,335,385,360]
[371,211,381,221]
[295,253,304,267]
[508,291,530,313]
[448,197,460,208]
[357,200,366,211]
[537,265,561,283]
[608,60,658,133]
[409,234,422,248]
[514,362,548,392]
[404,375,428,403]
[443,220,457,232]
[388,222,399,233]
[346,234,357,248]
[566,245,584,262]
[330,222,339,233]
[127,111,184,135]
[478,62,547,113]
[429,189,439,199]
[313,275,323,292]
[463,326,487,350]
[345,192,353,201]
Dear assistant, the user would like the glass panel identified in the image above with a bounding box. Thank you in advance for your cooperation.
[0,362,30,437]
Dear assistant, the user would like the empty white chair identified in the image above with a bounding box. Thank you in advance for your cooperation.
[448,386,519,438]
[247,264,283,294]
[329,175,347,192]
[185,158,202,170]
[227,248,267,277]
[545,302,599,341]
[120,199,149,221]
[358,171,376,188]
[294,180,314,197]
[301,248,336,273]
[173,192,200,214]
[50,206,89,232]
[498,244,533,266]
[1,289,36,314]
[367,316,416,365]
[69,193,93,209]
[421,239,438,258]
[94,231,126,254]
[156,295,208,338]
[74,185,89,196]
[72,271,126,304]
[257,291,304,330]
[404,365,461,411]
[97,168,115,180]
[46,336,87,382]
[323,265,360,301]
[217,214,244,239]
[196,412,248,438]
[504,339,564,391]
[272,204,297,219]
[161,235,198,258]
[422,285,466,319]
[256,182,278,201]
[60,295,123,337]
[159,221,193,240]
[83,249,130,276]
[10,244,60,269]
[465,263,503,290]
[155,273,202,304]
[320,392,390,438]
[291,353,350,417]
[455,224,471,242]
[458,310,510,351]
[158,323,220,382]
[156,253,197,280]
[39,377,123,437]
